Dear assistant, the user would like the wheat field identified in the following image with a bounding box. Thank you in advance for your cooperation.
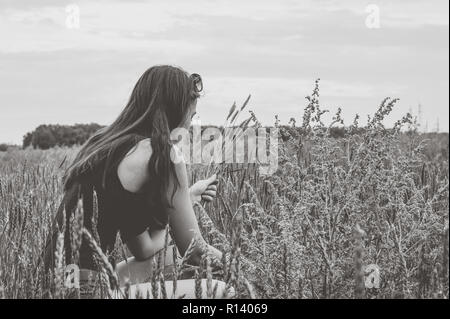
[0,83,448,299]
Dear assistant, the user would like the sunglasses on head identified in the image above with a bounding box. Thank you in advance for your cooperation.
[190,73,203,93]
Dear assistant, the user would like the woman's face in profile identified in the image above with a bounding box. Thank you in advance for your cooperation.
[181,99,197,129]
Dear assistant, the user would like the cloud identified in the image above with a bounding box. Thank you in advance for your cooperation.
[0,0,448,143]
[1,0,447,54]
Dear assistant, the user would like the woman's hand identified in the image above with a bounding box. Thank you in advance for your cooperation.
[189,174,218,204]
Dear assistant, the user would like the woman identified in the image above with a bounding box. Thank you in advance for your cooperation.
[43,65,228,298]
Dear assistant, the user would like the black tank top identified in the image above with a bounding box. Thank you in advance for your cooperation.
[44,134,167,271]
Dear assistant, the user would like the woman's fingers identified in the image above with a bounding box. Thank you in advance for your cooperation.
[201,189,216,202]
[201,195,214,202]
[202,190,216,197]
[198,174,218,203]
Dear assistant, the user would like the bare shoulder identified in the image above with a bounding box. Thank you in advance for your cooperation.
[117,138,152,193]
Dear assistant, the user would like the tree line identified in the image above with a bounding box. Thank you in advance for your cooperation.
[22,123,104,149]
[10,123,448,152]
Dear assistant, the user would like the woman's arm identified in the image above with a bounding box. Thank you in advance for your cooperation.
[125,228,166,261]
[166,159,222,265]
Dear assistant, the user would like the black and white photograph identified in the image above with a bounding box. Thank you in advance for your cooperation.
[0,0,448,304]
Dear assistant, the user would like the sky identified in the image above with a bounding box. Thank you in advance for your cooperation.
[0,0,448,144]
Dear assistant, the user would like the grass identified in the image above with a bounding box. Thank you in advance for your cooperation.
[0,81,448,299]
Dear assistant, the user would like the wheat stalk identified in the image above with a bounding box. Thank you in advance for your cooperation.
[81,227,118,292]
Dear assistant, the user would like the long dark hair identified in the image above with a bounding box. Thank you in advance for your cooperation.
[64,65,200,208]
